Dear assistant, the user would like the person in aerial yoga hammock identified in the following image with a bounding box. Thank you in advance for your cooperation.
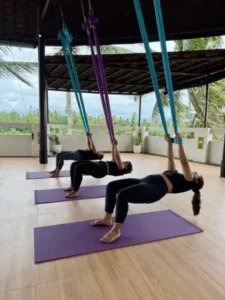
[92,134,204,243]
[64,140,133,198]
[50,133,104,177]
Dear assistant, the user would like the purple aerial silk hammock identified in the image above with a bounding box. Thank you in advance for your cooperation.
[82,16,115,142]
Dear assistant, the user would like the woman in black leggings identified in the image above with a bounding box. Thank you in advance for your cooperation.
[92,134,204,243]
[50,133,104,177]
[64,140,133,198]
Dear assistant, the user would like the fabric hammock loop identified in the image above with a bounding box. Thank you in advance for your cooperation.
[85,28,114,141]
[80,3,116,142]
[58,31,87,131]
[63,28,91,133]
[133,0,168,135]
[90,26,115,135]
[58,28,91,134]
[88,0,94,16]
[152,0,178,135]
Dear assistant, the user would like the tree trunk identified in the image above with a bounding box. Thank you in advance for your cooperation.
[66,92,73,134]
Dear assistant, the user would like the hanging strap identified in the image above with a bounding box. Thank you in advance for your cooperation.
[88,18,115,141]
[85,24,114,141]
[58,28,91,134]
[80,0,115,141]
[133,0,168,135]
[152,0,178,135]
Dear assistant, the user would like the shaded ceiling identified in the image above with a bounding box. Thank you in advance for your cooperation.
[1,0,225,47]
[45,50,225,95]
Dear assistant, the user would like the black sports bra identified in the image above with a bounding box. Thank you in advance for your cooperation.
[99,161,125,176]
[163,170,194,194]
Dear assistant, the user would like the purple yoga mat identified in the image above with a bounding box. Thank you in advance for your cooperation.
[26,170,70,179]
[34,210,202,263]
[35,185,106,204]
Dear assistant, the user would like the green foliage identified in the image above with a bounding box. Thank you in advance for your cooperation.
[0,109,150,135]
[151,37,225,129]
[133,133,142,145]
[49,134,60,145]
[0,46,38,87]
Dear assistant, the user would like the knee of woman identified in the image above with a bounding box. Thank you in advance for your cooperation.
[70,162,77,169]
[107,181,118,192]
[117,189,129,202]
[73,164,83,173]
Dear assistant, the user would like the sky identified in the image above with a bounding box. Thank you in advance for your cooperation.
[0,38,223,122]
[0,41,176,122]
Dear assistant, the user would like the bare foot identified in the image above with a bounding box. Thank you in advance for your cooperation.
[50,172,60,178]
[100,229,121,243]
[50,169,56,174]
[64,187,73,192]
[91,217,112,226]
[66,191,79,198]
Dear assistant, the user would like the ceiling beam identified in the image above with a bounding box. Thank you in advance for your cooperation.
[46,63,202,76]
[47,87,141,96]
[46,77,153,88]
[45,56,225,66]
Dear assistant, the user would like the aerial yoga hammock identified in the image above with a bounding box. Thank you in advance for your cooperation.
[50,5,104,177]
[91,0,204,244]
[80,0,115,144]
[54,1,133,195]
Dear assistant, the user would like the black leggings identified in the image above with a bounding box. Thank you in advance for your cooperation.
[56,151,79,170]
[70,161,107,191]
[105,175,168,223]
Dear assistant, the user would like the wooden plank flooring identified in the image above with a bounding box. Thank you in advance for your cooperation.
[0,154,225,299]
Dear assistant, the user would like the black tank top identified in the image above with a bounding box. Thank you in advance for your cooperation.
[76,150,99,160]
[163,170,194,194]
[106,161,125,176]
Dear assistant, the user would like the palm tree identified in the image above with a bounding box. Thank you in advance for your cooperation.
[152,90,188,127]
[0,46,37,87]
[174,37,225,128]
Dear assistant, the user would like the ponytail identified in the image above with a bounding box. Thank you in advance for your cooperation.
[192,190,201,216]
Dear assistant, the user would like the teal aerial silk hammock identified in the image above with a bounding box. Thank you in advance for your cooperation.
[133,0,180,142]
[152,0,178,135]
[58,28,91,134]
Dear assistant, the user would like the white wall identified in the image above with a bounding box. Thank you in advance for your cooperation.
[145,127,211,163]
[58,135,133,152]
[208,141,223,165]
[0,135,32,156]
[0,123,224,167]
[51,125,134,152]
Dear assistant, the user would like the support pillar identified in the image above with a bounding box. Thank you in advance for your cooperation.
[38,34,48,164]
[203,76,209,128]
[138,95,142,127]
[220,137,225,177]
[46,88,49,123]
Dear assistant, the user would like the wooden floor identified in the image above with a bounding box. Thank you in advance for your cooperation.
[0,154,225,299]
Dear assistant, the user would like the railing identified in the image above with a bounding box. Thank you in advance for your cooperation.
[0,122,224,166]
